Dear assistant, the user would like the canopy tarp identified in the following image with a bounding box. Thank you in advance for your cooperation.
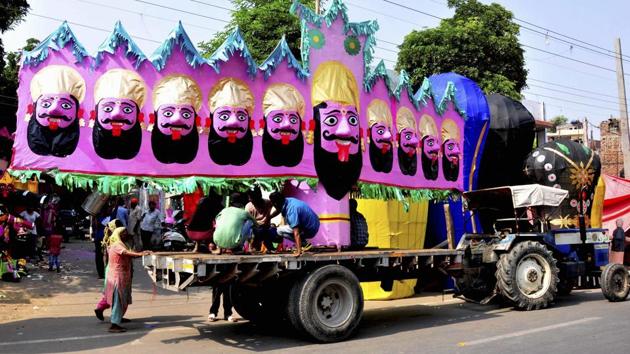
[602,174,630,232]
[464,184,569,211]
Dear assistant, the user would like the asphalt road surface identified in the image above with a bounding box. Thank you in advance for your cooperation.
[1,241,629,353]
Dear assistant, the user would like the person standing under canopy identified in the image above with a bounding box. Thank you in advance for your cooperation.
[610,219,629,264]
[98,227,151,333]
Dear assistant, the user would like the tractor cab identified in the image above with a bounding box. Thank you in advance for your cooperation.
[453,184,610,310]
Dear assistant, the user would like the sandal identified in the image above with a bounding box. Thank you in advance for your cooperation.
[108,325,127,333]
[94,309,104,321]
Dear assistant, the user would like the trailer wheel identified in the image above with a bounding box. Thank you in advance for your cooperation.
[231,284,288,324]
[287,265,363,342]
[496,241,559,310]
[600,263,630,302]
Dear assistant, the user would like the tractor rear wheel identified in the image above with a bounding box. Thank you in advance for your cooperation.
[496,241,559,310]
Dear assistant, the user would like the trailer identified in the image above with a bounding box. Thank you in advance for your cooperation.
[143,248,461,342]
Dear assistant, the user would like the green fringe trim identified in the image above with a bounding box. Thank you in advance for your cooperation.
[8,169,458,203]
[8,169,319,196]
[356,182,456,202]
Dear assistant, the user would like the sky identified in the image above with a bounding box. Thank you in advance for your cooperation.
[3,0,630,139]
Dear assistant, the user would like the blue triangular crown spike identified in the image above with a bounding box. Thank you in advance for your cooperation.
[94,21,147,69]
[414,78,435,107]
[364,60,393,95]
[394,70,419,109]
[22,21,89,67]
[259,35,308,81]
[150,21,207,71]
[207,27,258,79]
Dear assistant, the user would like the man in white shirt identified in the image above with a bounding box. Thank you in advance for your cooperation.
[139,201,162,251]
[127,198,142,250]
[20,207,41,259]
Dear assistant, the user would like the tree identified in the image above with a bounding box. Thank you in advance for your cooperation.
[396,0,526,99]
[198,0,315,63]
[550,115,568,132]
[0,1,30,133]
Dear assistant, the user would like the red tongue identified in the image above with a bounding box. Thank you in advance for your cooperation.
[336,142,350,162]
[381,145,390,154]
[48,121,59,131]
[171,129,181,141]
[281,135,290,145]
[227,132,237,143]
[112,125,122,137]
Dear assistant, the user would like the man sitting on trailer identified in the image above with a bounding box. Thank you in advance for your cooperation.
[349,199,368,249]
[212,193,256,254]
[269,192,319,255]
[246,186,280,252]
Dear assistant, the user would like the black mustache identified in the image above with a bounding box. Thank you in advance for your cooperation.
[403,143,417,148]
[271,128,298,134]
[38,113,72,121]
[102,118,134,125]
[218,126,246,133]
[161,123,191,129]
[376,139,391,145]
[323,131,359,144]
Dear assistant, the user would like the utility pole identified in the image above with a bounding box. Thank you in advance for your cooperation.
[615,37,630,176]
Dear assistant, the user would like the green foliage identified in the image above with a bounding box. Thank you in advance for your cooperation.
[396,0,526,100]
[0,0,29,32]
[550,115,568,132]
[0,0,31,134]
[198,0,315,63]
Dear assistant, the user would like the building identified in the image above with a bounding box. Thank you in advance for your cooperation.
[600,118,624,177]
[547,123,586,144]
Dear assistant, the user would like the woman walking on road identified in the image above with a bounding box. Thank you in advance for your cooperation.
[95,227,151,332]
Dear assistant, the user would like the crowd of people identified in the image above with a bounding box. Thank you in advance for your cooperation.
[0,199,62,281]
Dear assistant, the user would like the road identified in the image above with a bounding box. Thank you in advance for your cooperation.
[1,241,629,353]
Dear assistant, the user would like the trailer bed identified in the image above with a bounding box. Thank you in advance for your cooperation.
[143,248,462,292]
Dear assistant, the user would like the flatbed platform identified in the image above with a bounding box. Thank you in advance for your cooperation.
[143,248,462,291]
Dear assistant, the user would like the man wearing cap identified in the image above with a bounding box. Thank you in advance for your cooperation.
[261,83,305,167]
[367,99,393,173]
[311,61,362,200]
[441,119,461,181]
[27,65,86,157]
[419,114,440,180]
[207,78,255,166]
[396,107,419,176]
[151,75,201,164]
[92,68,147,160]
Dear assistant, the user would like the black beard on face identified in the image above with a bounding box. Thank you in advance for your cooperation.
[313,102,362,200]
[151,122,199,164]
[262,126,304,167]
[421,137,439,180]
[208,122,253,166]
[368,130,393,173]
[28,105,80,158]
[442,153,459,181]
[92,108,142,160]
[397,145,417,176]
[27,117,79,158]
